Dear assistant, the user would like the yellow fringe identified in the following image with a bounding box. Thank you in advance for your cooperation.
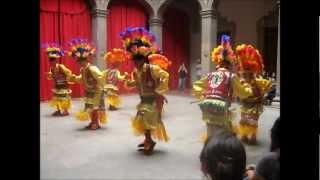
[200,123,238,143]
[98,111,108,124]
[238,124,257,137]
[75,110,90,121]
[200,132,208,143]
[49,97,71,110]
[240,105,263,115]
[106,95,121,107]
[131,117,169,142]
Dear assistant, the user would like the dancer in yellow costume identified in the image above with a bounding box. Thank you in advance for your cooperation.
[68,38,107,130]
[43,43,72,116]
[234,44,272,145]
[121,27,171,154]
[103,48,128,110]
[192,35,239,140]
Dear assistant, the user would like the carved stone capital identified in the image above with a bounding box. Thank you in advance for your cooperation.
[149,17,163,26]
[92,8,108,18]
[200,9,217,19]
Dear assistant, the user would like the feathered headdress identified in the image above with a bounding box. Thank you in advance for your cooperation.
[235,44,264,74]
[42,43,64,59]
[211,35,235,65]
[148,54,172,70]
[103,48,128,65]
[66,38,96,60]
[120,27,159,60]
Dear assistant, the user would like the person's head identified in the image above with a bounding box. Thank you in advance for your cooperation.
[49,58,58,67]
[67,38,96,67]
[218,60,232,70]
[241,70,255,81]
[76,58,89,67]
[270,117,280,152]
[120,27,156,69]
[43,43,64,66]
[133,54,148,69]
[200,130,246,180]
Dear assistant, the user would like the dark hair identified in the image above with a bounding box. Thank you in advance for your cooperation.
[220,60,231,69]
[200,130,246,180]
[48,57,57,61]
[270,117,280,152]
[132,54,149,63]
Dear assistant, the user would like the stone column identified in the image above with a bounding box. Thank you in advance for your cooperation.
[149,16,163,49]
[276,0,280,96]
[200,9,218,75]
[91,8,107,69]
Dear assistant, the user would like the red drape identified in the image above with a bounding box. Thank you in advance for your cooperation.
[163,7,190,90]
[40,0,92,101]
[107,0,147,93]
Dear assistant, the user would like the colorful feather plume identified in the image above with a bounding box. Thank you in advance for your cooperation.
[211,35,235,65]
[66,38,96,60]
[148,54,172,70]
[42,42,64,59]
[235,44,264,74]
[103,48,128,64]
[120,27,159,59]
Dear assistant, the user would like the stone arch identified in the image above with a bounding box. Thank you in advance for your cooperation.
[85,0,96,9]
[106,0,155,17]
[256,10,278,75]
[212,0,220,10]
[157,0,202,18]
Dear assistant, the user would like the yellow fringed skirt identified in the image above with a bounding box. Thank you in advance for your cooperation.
[75,90,108,124]
[199,99,235,128]
[75,109,108,124]
[131,97,169,142]
[238,102,263,137]
[198,99,238,142]
[238,124,257,137]
[106,95,121,107]
[49,89,72,110]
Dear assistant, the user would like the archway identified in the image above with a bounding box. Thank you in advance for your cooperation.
[257,11,278,75]
[107,0,151,92]
[160,0,201,90]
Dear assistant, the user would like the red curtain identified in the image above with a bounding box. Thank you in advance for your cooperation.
[40,0,92,101]
[107,0,148,93]
[163,7,190,90]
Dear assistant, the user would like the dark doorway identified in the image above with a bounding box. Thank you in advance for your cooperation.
[263,27,278,75]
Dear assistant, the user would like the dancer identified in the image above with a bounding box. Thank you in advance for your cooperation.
[68,38,107,130]
[43,43,72,116]
[192,35,238,140]
[103,48,128,110]
[121,27,171,154]
[234,44,272,145]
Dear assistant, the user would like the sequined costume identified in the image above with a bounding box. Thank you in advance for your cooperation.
[68,38,107,130]
[42,43,72,116]
[192,35,239,140]
[126,63,169,141]
[234,44,272,144]
[121,27,171,154]
[103,48,128,110]
[47,64,73,115]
